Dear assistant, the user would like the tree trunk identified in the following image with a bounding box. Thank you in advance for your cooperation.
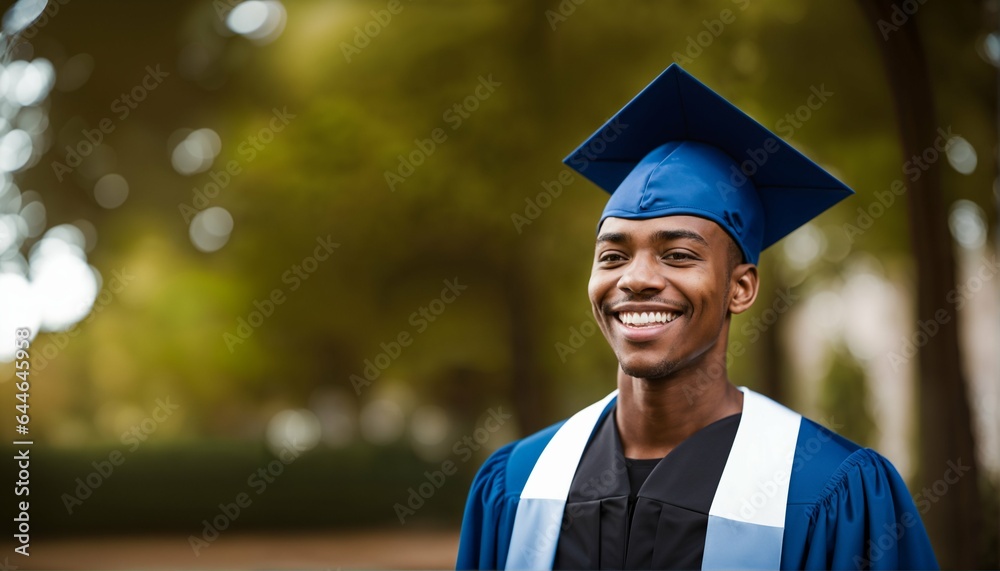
[758,263,786,403]
[503,267,551,435]
[499,0,561,435]
[856,1,982,566]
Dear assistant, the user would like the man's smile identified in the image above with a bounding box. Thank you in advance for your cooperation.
[615,311,682,326]
[606,305,686,343]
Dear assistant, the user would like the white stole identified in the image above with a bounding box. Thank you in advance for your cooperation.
[504,387,802,570]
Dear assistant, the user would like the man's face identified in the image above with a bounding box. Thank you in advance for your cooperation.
[588,215,751,380]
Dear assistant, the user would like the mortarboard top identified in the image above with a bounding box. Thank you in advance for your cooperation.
[564,64,854,265]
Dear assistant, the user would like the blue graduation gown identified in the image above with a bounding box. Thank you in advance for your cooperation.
[456,403,939,570]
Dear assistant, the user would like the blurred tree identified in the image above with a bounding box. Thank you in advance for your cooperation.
[820,349,876,446]
[2,3,992,558]
[857,0,982,566]
[756,259,788,402]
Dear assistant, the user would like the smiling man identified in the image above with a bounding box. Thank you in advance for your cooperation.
[456,65,938,570]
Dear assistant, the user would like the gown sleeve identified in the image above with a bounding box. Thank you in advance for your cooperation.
[786,448,939,570]
[456,442,517,570]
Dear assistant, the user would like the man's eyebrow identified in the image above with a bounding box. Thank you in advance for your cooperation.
[595,229,710,247]
[595,232,628,245]
[652,229,709,247]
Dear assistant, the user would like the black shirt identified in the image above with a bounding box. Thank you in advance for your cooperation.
[554,406,742,570]
[624,456,661,527]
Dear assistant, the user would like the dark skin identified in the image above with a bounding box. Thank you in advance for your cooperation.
[588,215,759,459]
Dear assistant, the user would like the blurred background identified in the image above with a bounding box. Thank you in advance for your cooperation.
[0,0,996,568]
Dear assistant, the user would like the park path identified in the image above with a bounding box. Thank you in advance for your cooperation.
[10,529,460,569]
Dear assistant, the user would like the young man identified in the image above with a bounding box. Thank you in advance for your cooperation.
[456,65,939,570]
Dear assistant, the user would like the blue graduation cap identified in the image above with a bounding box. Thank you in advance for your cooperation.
[564,64,854,265]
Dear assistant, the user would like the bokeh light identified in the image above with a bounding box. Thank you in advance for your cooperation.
[0,213,18,252]
[56,53,95,93]
[782,222,826,269]
[842,269,892,361]
[945,135,977,175]
[29,230,99,332]
[803,289,845,342]
[410,404,450,447]
[359,399,406,444]
[170,127,222,175]
[188,206,234,252]
[266,408,322,455]
[949,199,988,250]
[0,3,991,567]
[18,199,43,238]
[72,219,98,252]
[93,173,129,209]
[309,388,357,448]
[1,58,56,106]
[226,0,287,44]
[0,272,39,360]
[0,128,33,171]
[1,0,46,35]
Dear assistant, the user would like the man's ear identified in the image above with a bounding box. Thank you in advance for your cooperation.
[728,263,759,315]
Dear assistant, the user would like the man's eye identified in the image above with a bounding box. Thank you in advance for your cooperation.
[664,252,694,261]
[599,253,625,263]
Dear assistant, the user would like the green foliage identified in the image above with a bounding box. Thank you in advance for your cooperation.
[820,349,876,447]
[2,0,993,538]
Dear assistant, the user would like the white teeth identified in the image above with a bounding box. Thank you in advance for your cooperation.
[618,311,679,326]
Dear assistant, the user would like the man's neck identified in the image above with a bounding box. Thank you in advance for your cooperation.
[614,367,744,459]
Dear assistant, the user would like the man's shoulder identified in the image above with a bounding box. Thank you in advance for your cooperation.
[794,415,864,463]
[480,418,568,498]
[472,393,617,500]
[787,414,895,504]
[780,414,938,569]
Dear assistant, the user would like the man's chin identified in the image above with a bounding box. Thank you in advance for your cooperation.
[618,356,680,381]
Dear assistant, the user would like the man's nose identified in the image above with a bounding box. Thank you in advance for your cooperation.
[617,254,666,294]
